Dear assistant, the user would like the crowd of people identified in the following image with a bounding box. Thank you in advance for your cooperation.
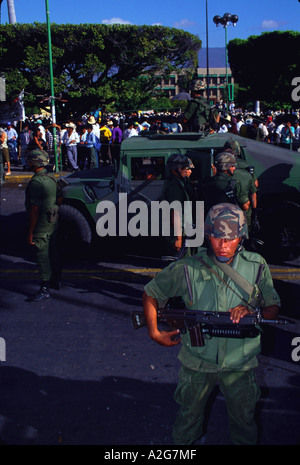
[0,103,299,181]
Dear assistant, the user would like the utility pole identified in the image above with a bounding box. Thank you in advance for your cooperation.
[45,0,59,172]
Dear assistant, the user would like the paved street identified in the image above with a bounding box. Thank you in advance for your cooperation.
[0,174,300,446]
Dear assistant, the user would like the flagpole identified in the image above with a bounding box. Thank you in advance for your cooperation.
[45,0,59,172]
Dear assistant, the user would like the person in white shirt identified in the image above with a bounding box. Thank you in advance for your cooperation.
[35,119,46,142]
[236,115,244,134]
[293,120,300,151]
[62,122,80,170]
[133,121,143,134]
[123,122,138,139]
[275,122,284,145]
[259,122,269,142]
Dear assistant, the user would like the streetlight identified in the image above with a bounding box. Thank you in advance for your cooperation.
[213,13,238,108]
[205,0,209,104]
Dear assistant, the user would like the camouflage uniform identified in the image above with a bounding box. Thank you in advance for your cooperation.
[201,152,247,214]
[25,150,61,300]
[224,141,257,228]
[224,139,258,186]
[183,80,211,132]
[144,204,280,444]
[233,168,256,228]
[161,154,193,255]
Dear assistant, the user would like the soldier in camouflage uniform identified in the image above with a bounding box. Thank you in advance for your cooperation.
[161,154,194,256]
[223,140,258,229]
[182,80,211,132]
[201,151,251,220]
[143,203,280,444]
[25,149,62,301]
[224,139,258,188]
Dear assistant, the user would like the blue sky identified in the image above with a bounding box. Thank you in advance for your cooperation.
[1,0,299,47]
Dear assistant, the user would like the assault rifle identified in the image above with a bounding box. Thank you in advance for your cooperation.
[130,306,288,347]
[161,246,188,262]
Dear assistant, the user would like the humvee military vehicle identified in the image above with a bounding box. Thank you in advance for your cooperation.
[58,132,300,260]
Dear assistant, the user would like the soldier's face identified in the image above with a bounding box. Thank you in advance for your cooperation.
[209,236,241,262]
[178,167,192,178]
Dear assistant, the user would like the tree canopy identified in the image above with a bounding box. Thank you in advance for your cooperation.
[228,30,300,109]
[0,23,201,115]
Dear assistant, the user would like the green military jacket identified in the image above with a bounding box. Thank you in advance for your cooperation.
[25,168,59,236]
[201,172,247,215]
[161,174,190,206]
[236,158,258,185]
[161,174,191,241]
[183,98,210,132]
[144,247,280,372]
[233,168,257,226]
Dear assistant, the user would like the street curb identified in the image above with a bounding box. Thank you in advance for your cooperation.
[3,172,69,184]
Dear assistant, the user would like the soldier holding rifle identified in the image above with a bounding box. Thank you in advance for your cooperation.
[142,203,280,445]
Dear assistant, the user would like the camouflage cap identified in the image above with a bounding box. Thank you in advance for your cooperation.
[26,149,49,167]
[190,79,205,92]
[214,151,236,171]
[223,140,241,158]
[204,203,248,239]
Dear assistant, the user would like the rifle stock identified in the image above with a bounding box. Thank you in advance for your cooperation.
[130,307,288,347]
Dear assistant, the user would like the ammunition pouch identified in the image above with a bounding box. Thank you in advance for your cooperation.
[47,206,59,223]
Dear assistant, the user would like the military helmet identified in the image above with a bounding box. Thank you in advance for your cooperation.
[204,203,248,239]
[26,149,49,167]
[190,79,205,92]
[223,139,241,158]
[166,153,190,170]
[214,151,236,171]
[187,157,195,169]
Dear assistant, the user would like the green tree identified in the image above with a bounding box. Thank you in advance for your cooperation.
[0,23,201,115]
[228,31,300,108]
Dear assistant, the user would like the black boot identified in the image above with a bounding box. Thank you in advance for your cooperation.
[32,282,50,301]
[49,274,61,290]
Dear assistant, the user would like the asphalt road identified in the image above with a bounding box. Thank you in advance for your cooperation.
[0,180,300,446]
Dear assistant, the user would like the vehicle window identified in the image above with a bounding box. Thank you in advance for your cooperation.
[185,149,213,182]
[131,156,166,181]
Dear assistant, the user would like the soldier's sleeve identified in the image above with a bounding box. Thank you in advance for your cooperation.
[259,258,281,308]
[144,262,185,307]
[234,179,249,206]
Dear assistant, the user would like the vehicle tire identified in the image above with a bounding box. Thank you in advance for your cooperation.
[57,204,92,261]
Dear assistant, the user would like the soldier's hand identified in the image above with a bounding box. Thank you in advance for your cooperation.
[150,329,181,347]
[174,237,183,250]
[27,233,35,245]
[229,304,251,324]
